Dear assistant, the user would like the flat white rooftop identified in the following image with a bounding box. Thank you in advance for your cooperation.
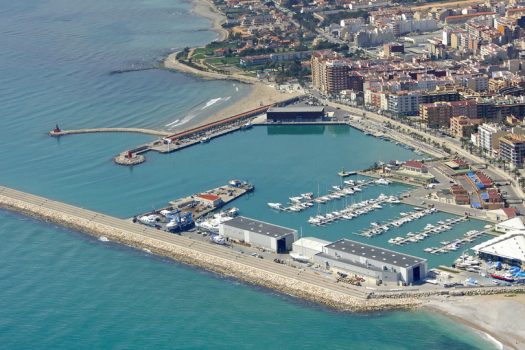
[472,231,525,262]
[222,216,296,238]
[293,237,330,252]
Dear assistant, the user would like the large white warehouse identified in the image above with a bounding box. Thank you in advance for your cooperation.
[219,216,297,253]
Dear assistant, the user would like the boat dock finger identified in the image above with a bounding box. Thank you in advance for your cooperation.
[388,216,469,246]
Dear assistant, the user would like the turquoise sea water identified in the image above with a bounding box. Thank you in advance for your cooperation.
[0,0,496,348]
[0,211,495,349]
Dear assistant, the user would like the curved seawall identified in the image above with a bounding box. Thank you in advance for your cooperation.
[49,128,171,137]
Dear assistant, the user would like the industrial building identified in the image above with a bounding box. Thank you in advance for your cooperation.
[219,216,296,253]
[495,217,525,233]
[266,106,325,122]
[472,231,525,266]
[311,239,427,284]
[195,193,223,207]
[291,237,331,259]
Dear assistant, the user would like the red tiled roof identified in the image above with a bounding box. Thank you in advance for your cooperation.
[197,193,221,201]
[502,208,517,218]
[446,12,495,20]
[404,160,425,169]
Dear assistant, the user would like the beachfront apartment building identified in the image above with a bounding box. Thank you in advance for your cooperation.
[478,123,507,156]
[499,134,525,168]
[420,100,477,129]
[386,91,420,117]
[311,57,352,94]
[450,116,482,138]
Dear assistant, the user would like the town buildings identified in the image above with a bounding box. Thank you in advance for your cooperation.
[499,134,525,167]
[420,100,477,128]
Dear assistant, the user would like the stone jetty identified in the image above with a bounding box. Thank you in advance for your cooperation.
[49,127,170,137]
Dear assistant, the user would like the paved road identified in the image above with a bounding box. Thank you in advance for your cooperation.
[0,186,368,300]
[401,189,495,222]
[320,100,525,214]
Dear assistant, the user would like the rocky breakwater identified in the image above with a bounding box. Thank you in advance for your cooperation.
[369,286,525,300]
[114,152,145,165]
[0,188,426,312]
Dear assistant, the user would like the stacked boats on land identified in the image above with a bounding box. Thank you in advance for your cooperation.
[453,253,482,272]
[268,178,392,213]
[138,209,194,232]
[358,207,436,238]
[195,207,240,234]
[307,194,400,226]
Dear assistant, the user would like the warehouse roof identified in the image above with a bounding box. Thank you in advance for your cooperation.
[472,231,525,263]
[316,253,383,272]
[293,237,331,252]
[267,106,325,113]
[495,217,525,232]
[325,239,426,268]
[222,216,296,238]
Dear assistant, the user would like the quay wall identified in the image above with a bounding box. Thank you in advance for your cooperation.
[0,186,423,312]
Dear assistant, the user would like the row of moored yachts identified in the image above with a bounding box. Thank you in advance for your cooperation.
[268,178,391,213]
[307,194,400,226]
[388,217,468,246]
[359,207,437,237]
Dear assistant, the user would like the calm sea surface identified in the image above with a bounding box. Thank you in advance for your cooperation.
[0,0,496,348]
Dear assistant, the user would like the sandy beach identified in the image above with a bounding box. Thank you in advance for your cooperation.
[163,52,304,129]
[192,0,229,42]
[163,0,304,129]
[426,294,525,350]
[202,83,303,125]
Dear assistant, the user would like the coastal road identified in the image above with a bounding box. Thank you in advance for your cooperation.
[0,186,369,301]
[400,189,495,222]
[412,0,485,10]
[320,100,525,214]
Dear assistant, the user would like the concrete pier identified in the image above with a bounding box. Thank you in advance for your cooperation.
[49,128,171,137]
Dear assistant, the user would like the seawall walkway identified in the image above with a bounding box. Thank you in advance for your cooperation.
[49,128,170,137]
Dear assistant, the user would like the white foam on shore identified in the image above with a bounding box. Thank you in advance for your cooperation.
[165,119,180,127]
[481,332,504,350]
[167,115,193,130]
[201,97,222,110]
[166,96,230,130]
